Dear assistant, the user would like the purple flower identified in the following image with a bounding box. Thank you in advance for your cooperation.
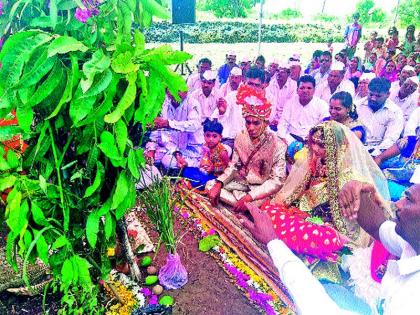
[74,0,101,23]
[140,287,152,297]
[75,8,93,23]
[149,294,158,305]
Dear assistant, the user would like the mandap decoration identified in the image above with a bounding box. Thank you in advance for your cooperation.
[0,0,190,313]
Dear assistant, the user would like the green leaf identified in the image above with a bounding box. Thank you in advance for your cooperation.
[104,72,137,123]
[27,61,64,107]
[111,171,129,210]
[86,211,100,248]
[84,162,105,198]
[48,36,88,57]
[61,258,74,290]
[50,0,58,29]
[52,235,69,250]
[104,212,113,240]
[115,179,136,220]
[16,104,33,133]
[140,0,170,19]
[128,149,140,179]
[69,91,96,124]
[0,175,16,191]
[81,49,111,93]
[13,53,56,89]
[31,202,50,227]
[134,30,145,56]
[115,120,128,155]
[111,51,139,74]
[34,231,49,264]
[6,150,20,170]
[39,175,47,194]
[98,131,121,160]
[73,255,92,286]
[5,189,24,234]
[81,68,112,98]
[0,125,23,142]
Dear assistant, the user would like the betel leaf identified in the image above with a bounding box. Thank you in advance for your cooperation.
[115,120,127,155]
[98,131,121,160]
[81,49,111,93]
[111,171,129,210]
[86,211,100,248]
[104,72,137,123]
[48,35,88,57]
[83,162,105,198]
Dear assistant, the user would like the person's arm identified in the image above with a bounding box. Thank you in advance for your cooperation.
[374,143,401,165]
[167,99,202,132]
[277,102,295,144]
[239,204,349,315]
[217,145,239,185]
[377,109,404,151]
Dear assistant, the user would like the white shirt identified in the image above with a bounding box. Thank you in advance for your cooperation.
[187,73,220,93]
[356,97,404,154]
[312,68,330,87]
[219,81,236,98]
[378,221,420,315]
[189,87,221,121]
[212,90,245,139]
[390,91,419,123]
[267,221,420,315]
[277,95,330,144]
[146,95,203,165]
[404,107,420,137]
[315,79,356,103]
[389,81,401,97]
[266,77,297,122]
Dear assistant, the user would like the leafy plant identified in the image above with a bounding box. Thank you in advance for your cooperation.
[275,8,303,20]
[0,0,191,313]
[202,0,254,18]
[394,0,420,27]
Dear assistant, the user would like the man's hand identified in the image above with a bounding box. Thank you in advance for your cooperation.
[207,181,222,206]
[145,150,155,165]
[154,117,169,129]
[237,203,277,245]
[217,98,227,115]
[175,153,188,169]
[339,180,379,220]
[233,194,253,212]
[373,156,382,166]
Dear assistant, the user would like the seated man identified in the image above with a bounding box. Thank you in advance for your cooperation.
[277,75,329,145]
[187,57,213,92]
[219,66,242,97]
[311,51,332,87]
[218,51,238,85]
[190,70,221,121]
[356,77,404,156]
[390,75,419,123]
[145,90,203,170]
[389,65,417,96]
[239,177,420,315]
[207,85,287,212]
[315,61,356,103]
[265,61,297,129]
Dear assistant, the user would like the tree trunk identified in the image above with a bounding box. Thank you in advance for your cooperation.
[321,0,327,14]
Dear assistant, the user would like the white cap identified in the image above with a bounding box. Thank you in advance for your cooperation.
[330,61,346,71]
[230,67,242,76]
[227,50,236,56]
[359,72,376,82]
[290,53,301,61]
[278,61,290,69]
[288,61,300,67]
[402,65,415,72]
[202,70,217,81]
[406,75,419,85]
[410,165,420,184]
[240,56,251,63]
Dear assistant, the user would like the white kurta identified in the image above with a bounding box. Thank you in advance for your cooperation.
[266,77,297,123]
[390,91,419,123]
[189,87,222,121]
[315,79,356,103]
[277,95,330,144]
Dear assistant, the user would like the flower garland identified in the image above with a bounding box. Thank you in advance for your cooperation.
[177,206,293,315]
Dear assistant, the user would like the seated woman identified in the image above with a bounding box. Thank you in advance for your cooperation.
[374,107,420,200]
[265,121,390,284]
[183,119,229,189]
[325,91,366,143]
[378,59,398,82]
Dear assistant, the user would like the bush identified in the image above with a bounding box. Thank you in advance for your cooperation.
[313,13,340,23]
[144,21,343,43]
[274,8,303,20]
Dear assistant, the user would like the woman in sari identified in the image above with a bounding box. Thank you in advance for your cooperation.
[378,59,398,82]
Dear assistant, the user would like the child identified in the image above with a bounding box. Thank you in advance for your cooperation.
[363,52,377,72]
[385,27,399,52]
[372,37,385,59]
[364,31,377,62]
[182,119,229,189]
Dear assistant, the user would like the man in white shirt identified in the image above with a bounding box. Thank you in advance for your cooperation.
[219,66,242,98]
[238,179,420,315]
[390,75,419,122]
[356,77,404,156]
[277,75,329,145]
[389,65,417,96]
[189,70,221,121]
[315,61,355,102]
[266,62,297,128]
[311,51,332,86]
[186,58,220,92]
[145,91,203,170]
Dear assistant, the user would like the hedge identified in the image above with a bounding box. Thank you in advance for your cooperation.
[144,21,345,43]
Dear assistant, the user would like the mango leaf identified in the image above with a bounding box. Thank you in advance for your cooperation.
[111,171,129,210]
[115,120,128,155]
[134,30,145,56]
[27,61,64,107]
[140,0,170,19]
[6,150,20,170]
[48,35,88,57]
[115,179,136,220]
[73,255,92,286]
[84,162,105,198]
[98,131,121,160]
[34,230,49,264]
[81,68,112,98]
[104,212,113,240]
[49,0,58,29]
[0,175,16,191]
[31,201,50,227]
[0,125,23,142]
[69,91,96,124]
[86,211,100,248]
[51,235,69,250]
[111,51,139,74]
[61,258,74,290]
[16,104,33,133]
[5,189,23,234]
[29,16,52,28]
[104,72,137,123]
[13,53,56,88]
[81,49,111,93]
[127,149,140,179]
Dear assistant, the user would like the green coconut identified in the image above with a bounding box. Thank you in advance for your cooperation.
[145,275,158,285]
[159,295,174,306]
[140,256,152,267]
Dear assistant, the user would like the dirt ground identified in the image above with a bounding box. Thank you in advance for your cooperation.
[0,211,261,315]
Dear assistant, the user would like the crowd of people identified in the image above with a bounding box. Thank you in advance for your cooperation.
[139,16,420,315]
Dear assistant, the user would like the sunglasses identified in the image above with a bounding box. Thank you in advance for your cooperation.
[320,59,330,63]
[247,82,262,87]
